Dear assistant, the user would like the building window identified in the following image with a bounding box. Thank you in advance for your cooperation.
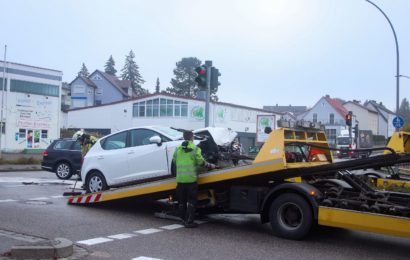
[325,129,337,145]
[87,89,93,95]
[313,113,317,123]
[41,130,48,139]
[95,100,102,105]
[0,78,7,90]
[132,98,188,118]
[11,79,59,97]
[329,113,334,124]
[19,129,26,138]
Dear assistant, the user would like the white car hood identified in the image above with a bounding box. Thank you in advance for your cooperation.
[194,127,238,146]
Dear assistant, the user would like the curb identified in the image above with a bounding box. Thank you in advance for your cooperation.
[11,238,73,259]
[0,165,42,172]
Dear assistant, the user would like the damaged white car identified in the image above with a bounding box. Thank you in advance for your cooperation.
[81,126,249,193]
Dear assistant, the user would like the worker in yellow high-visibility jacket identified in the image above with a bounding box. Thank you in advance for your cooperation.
[173,130,215,228]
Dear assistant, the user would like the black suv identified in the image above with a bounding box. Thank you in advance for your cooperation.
[41,138,82,179]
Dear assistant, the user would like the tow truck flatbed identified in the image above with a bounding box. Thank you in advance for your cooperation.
[68,126,410,240]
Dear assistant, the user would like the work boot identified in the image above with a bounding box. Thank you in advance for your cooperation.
[184,221,198,228]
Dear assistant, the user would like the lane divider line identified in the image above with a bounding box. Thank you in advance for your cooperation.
[77,237,113,245]
[107,233,136,240]
[160,224,184,230]
[134,228,163,235]
[132,257,163,260]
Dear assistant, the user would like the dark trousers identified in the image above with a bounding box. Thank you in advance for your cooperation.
[176,182,198,223]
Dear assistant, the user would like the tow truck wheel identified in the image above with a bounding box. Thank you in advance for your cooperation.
[269,193,313,240]
[55,162,73,180]
[86,171,108,193]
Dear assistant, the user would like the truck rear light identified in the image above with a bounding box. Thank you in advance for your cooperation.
[43,150,48,157]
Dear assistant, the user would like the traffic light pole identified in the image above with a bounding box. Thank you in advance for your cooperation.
[205,60,212,127]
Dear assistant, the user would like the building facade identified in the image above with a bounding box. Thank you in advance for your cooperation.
[364,100,395,138]
[70,70,131,109]
[343,101,378,134]
[0,60,62,152]
[65,93,279,153]
[297,95,347,145]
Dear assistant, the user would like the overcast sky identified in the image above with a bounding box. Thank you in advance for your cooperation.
[2,0,410,111]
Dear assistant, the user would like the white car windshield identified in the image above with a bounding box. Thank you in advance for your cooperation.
[151,126,183,140]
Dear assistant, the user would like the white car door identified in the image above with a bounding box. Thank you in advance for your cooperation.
[124,129,170,182]
[97,130,130,185]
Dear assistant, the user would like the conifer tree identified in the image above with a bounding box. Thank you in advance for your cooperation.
[104,55,117,76]
[78,63,90,77]
[121,50,146,96]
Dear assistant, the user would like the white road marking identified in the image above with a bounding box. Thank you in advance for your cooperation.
[30,197,50,200]
[50,195,64,198]
[77,237,113,245]
[132,257,162,260]
[134,228,163,235]
[107,233,136,240]
[160,224,184,230]
[0,199,17,203]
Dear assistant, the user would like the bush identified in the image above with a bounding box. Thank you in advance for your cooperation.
[0,157,41,165]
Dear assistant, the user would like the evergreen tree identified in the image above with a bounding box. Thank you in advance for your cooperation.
[166,57,219,101]
[121,50,146,96]
[166,57,202,98]
[104,55,117,76]
[78,63,90,77]
[155,77,160,93]
[398,98,410,125]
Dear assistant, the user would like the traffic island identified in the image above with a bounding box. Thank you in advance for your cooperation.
[10,238,73,259]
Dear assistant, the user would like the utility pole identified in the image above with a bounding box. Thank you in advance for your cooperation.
[366,0,400,131]
[0,45,7,159]
[204,60,212,127]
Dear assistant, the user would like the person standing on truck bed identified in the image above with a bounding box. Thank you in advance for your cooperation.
[173,130,216,228]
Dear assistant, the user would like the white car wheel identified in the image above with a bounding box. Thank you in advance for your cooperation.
[86,172,108,193]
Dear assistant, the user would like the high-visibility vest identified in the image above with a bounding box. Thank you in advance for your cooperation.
[173,141,205,183]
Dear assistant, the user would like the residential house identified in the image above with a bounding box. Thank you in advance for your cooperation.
[343,100,378,134]
[364,100,395,138]
[69,70,132,109]
[263,105,307,122]
[61,82,71,111]
[297,95,347,145]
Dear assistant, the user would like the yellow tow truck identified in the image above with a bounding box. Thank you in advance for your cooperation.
[68,124,410,240]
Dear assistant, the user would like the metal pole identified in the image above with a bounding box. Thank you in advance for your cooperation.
[0,45,7,158]
[204,60,212,127]
[365,0,400,132]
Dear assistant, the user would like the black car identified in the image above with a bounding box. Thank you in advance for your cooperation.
[41,138,82,180]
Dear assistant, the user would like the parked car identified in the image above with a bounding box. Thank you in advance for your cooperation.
[81,126,247,193]
[41,138,82,180]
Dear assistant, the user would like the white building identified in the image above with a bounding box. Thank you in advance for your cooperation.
[0,60,62,152]
[65,93,279,152]
[343,101,378,134]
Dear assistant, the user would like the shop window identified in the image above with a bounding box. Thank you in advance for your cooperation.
[19,129,26,138]
[41,130,48,139]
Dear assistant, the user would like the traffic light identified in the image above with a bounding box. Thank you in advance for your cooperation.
[345,113,352,126]
[210,67,221,92]
[195,66,207,88]
[353,124,359,136]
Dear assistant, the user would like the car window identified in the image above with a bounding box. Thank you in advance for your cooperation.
[102,131,127,150]
[130,129,162,147]
[54,140,74,150]
[72,140,81,151]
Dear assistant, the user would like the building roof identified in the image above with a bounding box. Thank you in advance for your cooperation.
[324,95,348,118]
[69,76,97,88]
[93,70,130,98]
[263,105,307,115]
[364,100,395,114]
[0,60,62,73]
[68,92,281,114]
[343,100,378,114]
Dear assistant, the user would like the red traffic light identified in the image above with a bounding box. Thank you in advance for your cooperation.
[198,68,206,75]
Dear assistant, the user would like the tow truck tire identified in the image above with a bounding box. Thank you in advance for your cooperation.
[269,193,313,240]
[55,161,73,180]
[86,171,108,193]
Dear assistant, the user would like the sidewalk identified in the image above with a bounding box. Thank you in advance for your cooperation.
[0,164,42,172]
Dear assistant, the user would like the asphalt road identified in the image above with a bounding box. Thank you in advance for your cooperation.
[0,171,409,260]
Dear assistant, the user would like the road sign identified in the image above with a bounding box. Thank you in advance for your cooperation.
[392,116,405,129]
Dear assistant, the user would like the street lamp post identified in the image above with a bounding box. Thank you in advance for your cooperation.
[365,0,400,131]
